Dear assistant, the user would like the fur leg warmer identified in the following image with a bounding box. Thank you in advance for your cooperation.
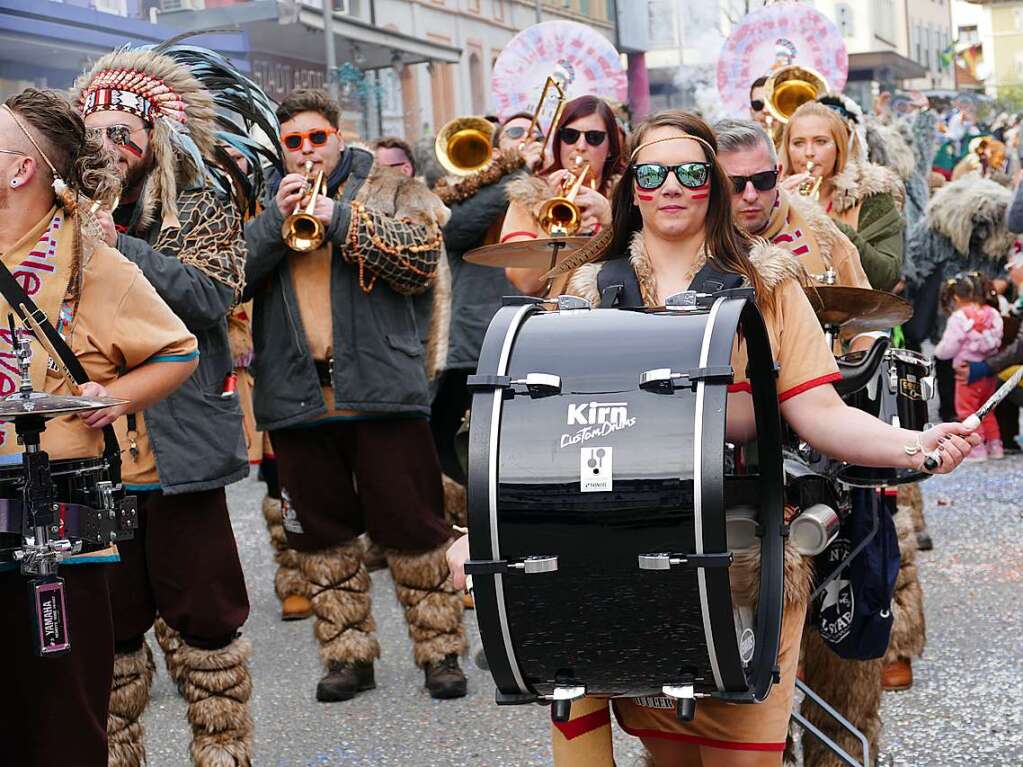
[386,543,468,667]
[884,508,926,665]
[107,643,155,767]
[262,495,308,601]
[801,629,883,767]
[441,474,467,529]
[296,543,380,666]
[153,615,185,691]
[897,483,927,534]
[179,638,254,767]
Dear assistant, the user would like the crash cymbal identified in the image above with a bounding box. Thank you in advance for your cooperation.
[805,286,913,337]
[0,393,129,421]
[465,237,591,269]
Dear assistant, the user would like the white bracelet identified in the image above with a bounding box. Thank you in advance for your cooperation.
[903,435,925,456]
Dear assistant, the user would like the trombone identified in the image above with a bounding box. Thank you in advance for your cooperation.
[538,161,590,237]
[522,76,567,158]
[435,116,495,176]
[281,160,326,252]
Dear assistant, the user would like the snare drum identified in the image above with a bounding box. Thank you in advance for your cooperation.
[0,456,136,563]
[838,346,934,487]
[465,292,786,716]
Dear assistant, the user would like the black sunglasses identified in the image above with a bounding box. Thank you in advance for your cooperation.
[503,125,543,141]
[559,127,607,147]
[633,162,711,190]
[750,99,765,112]
[728,169,779,194]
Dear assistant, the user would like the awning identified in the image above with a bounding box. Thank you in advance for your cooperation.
[847,51,928,82]
[156,0,461,71]
[0,0,247,86]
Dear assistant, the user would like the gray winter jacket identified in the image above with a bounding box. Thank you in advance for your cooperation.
[1009,180,1023,234]
[443,171,522,369]
[244,148,445,430]
[116,185,249,494]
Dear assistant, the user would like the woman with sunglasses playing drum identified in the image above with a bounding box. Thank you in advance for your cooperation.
[502,95,624,296]
[447,111,977,767]
[779,100,905,291]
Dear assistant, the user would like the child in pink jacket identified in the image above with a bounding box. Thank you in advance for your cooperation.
[934,273,1004,460]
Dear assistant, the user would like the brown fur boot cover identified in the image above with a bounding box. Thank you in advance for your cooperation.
[884,508,926,665]
[897,483,927,534]
[296,542,380,666]
[179,637,254,767]
[262,495,308,601]
[386,543,468,667]
[153,615,185,691]
[442,474,467,528]
[801,629,883,767]
[107,643,154,767]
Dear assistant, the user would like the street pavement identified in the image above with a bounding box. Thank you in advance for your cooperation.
[144,458,1023,766]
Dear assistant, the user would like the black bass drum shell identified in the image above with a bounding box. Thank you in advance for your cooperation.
[467,295,785,704]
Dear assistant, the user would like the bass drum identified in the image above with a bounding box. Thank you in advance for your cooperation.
[465,291,786,714]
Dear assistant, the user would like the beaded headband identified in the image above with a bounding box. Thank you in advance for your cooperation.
[81,69,187,125]
[630,134,716,163]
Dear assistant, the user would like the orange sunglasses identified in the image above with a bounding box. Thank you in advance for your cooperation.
[281,127,337,151]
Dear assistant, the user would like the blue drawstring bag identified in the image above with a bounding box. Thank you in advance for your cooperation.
[811,488,900,660]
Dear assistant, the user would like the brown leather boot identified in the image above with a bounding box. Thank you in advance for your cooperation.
[424,653,467,700]
[316,661,376,702]
[881,658,913,691]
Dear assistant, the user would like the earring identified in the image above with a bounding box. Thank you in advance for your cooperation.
[10,179,18,188]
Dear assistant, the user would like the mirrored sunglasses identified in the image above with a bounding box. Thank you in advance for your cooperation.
[633,161,711,191]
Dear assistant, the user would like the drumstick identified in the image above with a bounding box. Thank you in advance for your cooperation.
[18,305,82,396]
[923,365,1023,470]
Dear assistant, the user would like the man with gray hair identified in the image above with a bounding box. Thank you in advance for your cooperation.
[714,118,871,300]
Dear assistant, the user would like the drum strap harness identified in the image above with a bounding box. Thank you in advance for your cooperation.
[596,257,744,308]
[0,260,122,484]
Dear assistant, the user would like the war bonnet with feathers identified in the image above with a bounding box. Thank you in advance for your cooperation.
[73,38,282,230]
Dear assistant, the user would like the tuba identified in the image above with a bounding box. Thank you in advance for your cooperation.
[435,116,495,176]
[281,160,326,252]
[537,161,590,237]
[763,65,829,125]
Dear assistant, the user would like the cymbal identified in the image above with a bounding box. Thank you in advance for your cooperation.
[805,286,913,337]
[464,237,591,269]
[0,393,129,421]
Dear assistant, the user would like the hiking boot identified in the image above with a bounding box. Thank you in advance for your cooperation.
[424,654,467,699]
[316,661,375,702]
[881,658,913,691]
[281,594,313,621]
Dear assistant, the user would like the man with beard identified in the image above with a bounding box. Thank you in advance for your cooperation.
[75,47,256,767]
[0,87,197,767]
[245,88,467,703]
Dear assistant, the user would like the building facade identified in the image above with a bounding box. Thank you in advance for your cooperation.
[962,0,1023,98]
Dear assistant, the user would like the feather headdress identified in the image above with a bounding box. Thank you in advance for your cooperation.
[73,41,282,228]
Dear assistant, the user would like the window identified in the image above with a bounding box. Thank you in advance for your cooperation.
[836,3,855,38]
[469,52,485,115]
[872,0,896,45]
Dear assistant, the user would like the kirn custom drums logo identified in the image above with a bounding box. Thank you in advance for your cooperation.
[817,537,854,643]
[560,401,636,448]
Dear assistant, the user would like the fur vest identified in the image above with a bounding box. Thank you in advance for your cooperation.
[830,158,906,216]
[505,171,621,214]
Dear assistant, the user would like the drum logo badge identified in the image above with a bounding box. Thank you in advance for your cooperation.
[560,401,636,448]
[580,447,613,492]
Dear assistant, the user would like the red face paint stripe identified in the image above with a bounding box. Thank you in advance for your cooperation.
[690,192,709,199]
[636,193,655,201]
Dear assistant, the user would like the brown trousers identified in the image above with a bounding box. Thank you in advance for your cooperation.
[0,565,113,767]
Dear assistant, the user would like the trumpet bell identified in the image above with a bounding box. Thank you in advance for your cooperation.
[282,214,325,253]
[764,65,829,125]
[436,117,494,176]
[537,197,581,237]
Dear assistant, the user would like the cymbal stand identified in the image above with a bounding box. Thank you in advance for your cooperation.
[542,239,566,297]
[6,319,76,656]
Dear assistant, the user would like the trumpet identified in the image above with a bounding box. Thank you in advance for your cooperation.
[799,160,823,199]
[537,161,590,237]
[281,160,326,252]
